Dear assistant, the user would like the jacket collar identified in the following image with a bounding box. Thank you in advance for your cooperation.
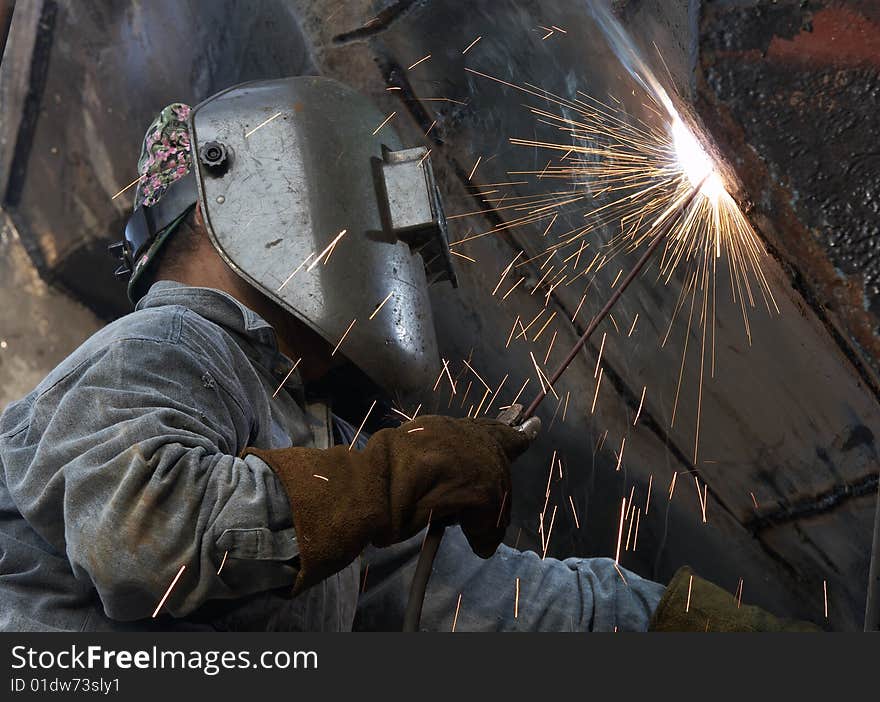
[136,280,284,360]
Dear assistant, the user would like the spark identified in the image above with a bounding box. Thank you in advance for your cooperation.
[277,252,315,291]
[111,175,142,200]
[307,229,347,270]
[441,358,457,394]
[313,474,329,481]
[369,292,394,320]
[493,252,524,295]
[424,120,437,136]
[450,250,476,263]
[245,111,283,138]
[735,578,744,608]
[628,313,640,337]
[542,504,558,559]
[217,551,229,576]
[749,491,759,509]
[615,437,626,471]
[568,495,580,528]
[633,385,647,425]
[532,311,557,341]
[562,391,570,421]
[407,53,432,70]
[614,497,626,564]
[543,330,558,365]
[417,149,432,167]
[390,407,413,422]
[152,565,186,618]
[823,580,828,619]
[645,474,653,514]
[590,367,604,414]
[484,373,509,415]
[272,357,302,398]
[510,378,530,406]
[468,156,483,180]
[474,387,492,416]
[407,427,424,433]
[372,111,397,136]
[505,315,521,347]
[572,293,587,323]
[462,359,490,390]
[515,577,520,619]
[496,491,508,528]
[685,575,693,613]
[613,563,628,586]
[349,400,377,450]
[633,508,641,550]
[362,564,370,593]
[625,503,635,550]
[462,35,482,54]
[594,332,607,377]
[668,471,678,500]
[331,318,357,356]
[502,277,526,300]
[452,594,462,632]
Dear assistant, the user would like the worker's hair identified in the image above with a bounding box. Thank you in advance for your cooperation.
[136,206,203,294]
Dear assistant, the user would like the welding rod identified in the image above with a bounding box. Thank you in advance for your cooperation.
[402,180,707,632]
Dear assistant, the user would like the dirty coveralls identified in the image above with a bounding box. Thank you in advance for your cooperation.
[0,281,664,631]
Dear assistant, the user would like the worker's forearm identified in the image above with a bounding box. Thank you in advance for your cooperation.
[355,525,664,631]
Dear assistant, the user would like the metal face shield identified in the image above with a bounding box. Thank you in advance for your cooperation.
[188,77,455,397]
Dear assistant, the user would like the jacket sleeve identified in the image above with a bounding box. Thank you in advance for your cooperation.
[4,333,298,621]
[354,525,665,631]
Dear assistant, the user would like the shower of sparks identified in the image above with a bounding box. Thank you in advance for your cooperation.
[372,111,397,136]
[407,53,432,70]
[272,357,302,398]
[245,111,283,138]
[331,318,357,356]
[465,66,779,462]
[152,565,186,618]
[349,400,377,450]
[369,292,394,320]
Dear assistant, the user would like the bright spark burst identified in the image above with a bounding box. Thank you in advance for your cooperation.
[466,65,779,463]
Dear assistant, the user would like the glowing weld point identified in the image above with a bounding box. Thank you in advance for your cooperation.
[671,117,724,202]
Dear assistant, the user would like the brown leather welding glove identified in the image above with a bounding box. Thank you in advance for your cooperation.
[650,567,821,632]
[244,414,535,593]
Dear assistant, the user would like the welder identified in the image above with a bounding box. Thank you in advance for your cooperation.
[0,77,813,632]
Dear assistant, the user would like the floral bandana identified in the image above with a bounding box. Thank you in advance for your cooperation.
[134,103,193,209]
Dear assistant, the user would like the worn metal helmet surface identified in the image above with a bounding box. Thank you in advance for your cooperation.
[188,76,455,397]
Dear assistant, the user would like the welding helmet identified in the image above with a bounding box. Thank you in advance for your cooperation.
[184,76,455,397]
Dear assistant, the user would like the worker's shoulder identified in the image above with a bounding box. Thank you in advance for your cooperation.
[34,305,234,395]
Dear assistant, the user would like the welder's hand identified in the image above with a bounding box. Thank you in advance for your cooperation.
[649,567,821,632]
[244,413,539,593]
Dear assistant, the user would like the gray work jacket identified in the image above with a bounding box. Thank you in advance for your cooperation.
[0,281,663,631]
